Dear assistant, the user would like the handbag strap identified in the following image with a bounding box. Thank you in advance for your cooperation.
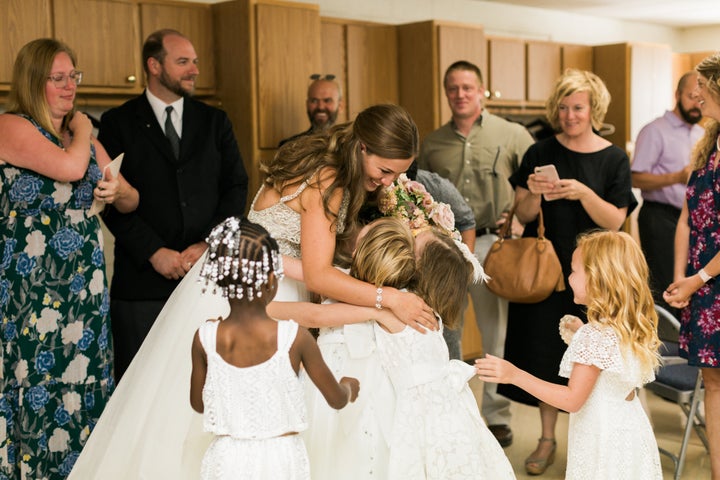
[499,201,546,240]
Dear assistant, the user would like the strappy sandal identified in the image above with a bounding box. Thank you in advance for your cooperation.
[525,437,556,475]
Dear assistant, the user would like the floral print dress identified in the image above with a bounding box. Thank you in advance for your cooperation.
[0,115,113,479]
[682,145,720,367]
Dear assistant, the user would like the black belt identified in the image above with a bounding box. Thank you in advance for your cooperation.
[476,227,496,236]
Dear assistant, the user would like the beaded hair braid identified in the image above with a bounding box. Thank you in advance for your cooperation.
[199,217,284,300]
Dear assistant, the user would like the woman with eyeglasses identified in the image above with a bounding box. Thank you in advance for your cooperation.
[0,38,138,479]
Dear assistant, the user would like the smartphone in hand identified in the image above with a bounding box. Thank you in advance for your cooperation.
[534,164,560,201]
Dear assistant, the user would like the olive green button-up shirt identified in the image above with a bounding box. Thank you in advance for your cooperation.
[418,111,535,230]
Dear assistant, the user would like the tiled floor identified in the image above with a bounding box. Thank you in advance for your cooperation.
[468,377,712,479]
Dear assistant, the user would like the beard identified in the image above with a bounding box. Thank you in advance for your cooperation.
[308,108,338,131]
[678,101,702,125]
[159,69,195,98]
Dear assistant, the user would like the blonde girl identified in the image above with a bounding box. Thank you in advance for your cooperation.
[476,230,662,479]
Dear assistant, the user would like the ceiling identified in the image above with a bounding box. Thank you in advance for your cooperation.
[483,0,720,28]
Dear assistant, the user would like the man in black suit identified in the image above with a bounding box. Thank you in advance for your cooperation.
[99,29,248,380]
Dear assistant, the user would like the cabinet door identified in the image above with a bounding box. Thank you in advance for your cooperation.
[1,0,52,85]
[526,41,561,103]
[347,24,398,119]
[54,0,141,91]
[562,44,593,71]
[140,2,215,92]
[256,2,321,148]
[487,37,525,103]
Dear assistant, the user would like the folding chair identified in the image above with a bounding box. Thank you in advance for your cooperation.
[646,305,709,480]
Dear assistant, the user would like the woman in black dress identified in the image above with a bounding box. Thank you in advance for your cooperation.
[500,69,637,475]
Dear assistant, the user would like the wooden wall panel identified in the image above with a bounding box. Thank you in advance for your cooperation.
[256,2,321,148]
[398,21,437,141]
[346,24,398,120]
[562,44,593,72]
[320,20,348,124]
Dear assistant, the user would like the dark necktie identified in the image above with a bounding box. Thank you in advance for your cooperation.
[165,105,180,159]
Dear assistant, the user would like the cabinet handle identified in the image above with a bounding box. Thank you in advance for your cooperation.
[126,75,137,84]
[493,90,502,99]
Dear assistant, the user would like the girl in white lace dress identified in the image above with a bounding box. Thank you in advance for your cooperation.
[189,217,359,480]
[476,230,662,480]
[366,224,515,480]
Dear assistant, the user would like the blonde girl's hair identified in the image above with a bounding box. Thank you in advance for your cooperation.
[6,38,78,141]
[545,68,611,132]
[350,217,416,291]
[576,230,661,375]
[415,230,472,330]
[262,104,419,265]
[692,53,720,170]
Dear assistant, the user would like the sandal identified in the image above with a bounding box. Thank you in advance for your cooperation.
[525,437,556,475]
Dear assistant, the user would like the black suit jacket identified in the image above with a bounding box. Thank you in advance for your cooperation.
[98,93,248,301]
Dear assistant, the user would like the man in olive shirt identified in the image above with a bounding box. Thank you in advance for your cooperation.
[418,60,534,447]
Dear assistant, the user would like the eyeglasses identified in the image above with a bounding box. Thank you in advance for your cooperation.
[310,74,336,81]
[47,71,83,88]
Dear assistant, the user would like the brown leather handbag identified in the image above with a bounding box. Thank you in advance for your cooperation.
[482,204,565,303]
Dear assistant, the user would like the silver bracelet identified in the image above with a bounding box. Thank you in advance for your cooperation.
[375,287,383,310]
[698,268,713,284]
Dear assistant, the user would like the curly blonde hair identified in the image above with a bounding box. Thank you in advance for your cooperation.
[692,53,720,170]
[576,230,660,376]
[545,68,611,132]
[261,104,418,264]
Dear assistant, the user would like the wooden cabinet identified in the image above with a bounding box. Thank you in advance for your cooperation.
[213,0,322,203]
[593,42,672,152]
[486,36,525,104]
[1,0,52,87]
[320,19,348,125]
[139,2,216,93]
[54,0,142,93]
[526,41,561,103]
[398,20,486,140]
[562,44,594,71]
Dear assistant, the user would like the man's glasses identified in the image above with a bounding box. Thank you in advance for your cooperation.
[47,71,83,88]
[310,74,336,81]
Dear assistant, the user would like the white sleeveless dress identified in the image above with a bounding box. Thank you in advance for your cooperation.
[372,321,516,480]
[559,323,662,480]
[198,319,309,480]
[68,181,318,479]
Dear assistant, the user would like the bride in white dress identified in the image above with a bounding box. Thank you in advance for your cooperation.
[69,104,434,479]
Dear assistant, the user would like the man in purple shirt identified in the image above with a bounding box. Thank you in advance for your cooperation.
[632,71,704,321]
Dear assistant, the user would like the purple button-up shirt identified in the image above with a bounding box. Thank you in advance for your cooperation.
[632,110,704,209]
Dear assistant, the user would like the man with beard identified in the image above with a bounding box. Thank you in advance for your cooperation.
[632,71,704,323]
[98,29,248,380]
[278,74,343,147]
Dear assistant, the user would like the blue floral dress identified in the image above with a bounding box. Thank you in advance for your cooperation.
[681,145,720,367]
[0,115,113,479]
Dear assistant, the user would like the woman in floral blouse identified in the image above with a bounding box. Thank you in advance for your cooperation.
[0,38,137,479]
[665,52,720,480]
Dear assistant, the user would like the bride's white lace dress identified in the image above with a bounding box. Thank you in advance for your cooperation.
[68,182,320,479]
[559,322,662,480]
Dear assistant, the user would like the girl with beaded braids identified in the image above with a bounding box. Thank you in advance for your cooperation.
[190,217,359,480]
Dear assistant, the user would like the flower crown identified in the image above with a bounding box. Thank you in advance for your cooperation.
[378,174,487,283]
[378,174,460,241]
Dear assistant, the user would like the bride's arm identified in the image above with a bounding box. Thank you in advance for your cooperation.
[268,301,406,332]
[299,174,437,331]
